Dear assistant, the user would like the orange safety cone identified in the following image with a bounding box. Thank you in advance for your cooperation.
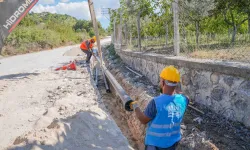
[55,61,77,71]
[67,61,76,70]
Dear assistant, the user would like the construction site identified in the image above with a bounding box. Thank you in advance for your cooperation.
[0,0,250,150]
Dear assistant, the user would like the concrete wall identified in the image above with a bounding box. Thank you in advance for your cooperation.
[117,50,250,127]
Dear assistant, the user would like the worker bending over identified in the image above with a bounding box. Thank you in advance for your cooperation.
[80,36,96,64]
[130,66,189,150]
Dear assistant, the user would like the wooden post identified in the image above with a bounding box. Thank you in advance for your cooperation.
[173,0,180,56]
[137,11,141,51]
[88,0,102,63]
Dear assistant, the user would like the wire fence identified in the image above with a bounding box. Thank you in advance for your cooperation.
[116,32,250,63]
[112,1,250,64]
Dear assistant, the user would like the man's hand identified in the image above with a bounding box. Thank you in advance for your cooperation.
[129,100,151,124]
[130,101,139,111]
[88,49,93,53]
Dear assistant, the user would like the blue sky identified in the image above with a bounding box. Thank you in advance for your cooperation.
[31,0,120,29]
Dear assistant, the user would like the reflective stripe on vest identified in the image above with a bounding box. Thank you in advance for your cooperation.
[151,123,180,129]
[147,130,180,137]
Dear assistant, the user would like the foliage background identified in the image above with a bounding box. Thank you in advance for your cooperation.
[109,0,250,63]
[2,12,107,56]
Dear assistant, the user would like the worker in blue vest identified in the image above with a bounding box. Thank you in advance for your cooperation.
[130,66,189,150]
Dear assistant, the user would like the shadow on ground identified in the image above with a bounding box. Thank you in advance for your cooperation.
[0,73,39,80]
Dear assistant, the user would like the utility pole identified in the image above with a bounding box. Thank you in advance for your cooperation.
[88,0,102,63]
[173,0,180,56]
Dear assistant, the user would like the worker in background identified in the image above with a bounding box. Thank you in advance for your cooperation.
[130,66,189,150]
[80,36,96,64]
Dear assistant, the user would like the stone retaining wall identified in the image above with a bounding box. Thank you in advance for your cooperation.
[104,53,219,150]
[117,49,250,127]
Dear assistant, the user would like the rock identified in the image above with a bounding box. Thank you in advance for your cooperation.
[193,117,203,124]
[210,73,220,85]
[77,91,86,96]
[211,86,226,102]
[239,81,250,95]
[193,75,210,90]
[59,106,67,111]
[40,140,46,145]
[223,76,234,87]
[181,124,187,130]
[182,74,190,86]
[13,136,27,145]
[47,120,60,129]
[75,81,81,85]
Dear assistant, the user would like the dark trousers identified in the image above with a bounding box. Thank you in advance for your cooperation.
[82,49,92,63]
[145,142,179,150]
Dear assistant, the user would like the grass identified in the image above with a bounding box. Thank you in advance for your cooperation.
[127,34,250,63]
[186,46,250,63]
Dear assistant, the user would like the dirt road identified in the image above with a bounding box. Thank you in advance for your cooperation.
[0,38,133,150]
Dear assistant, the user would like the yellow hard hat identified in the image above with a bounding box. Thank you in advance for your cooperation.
[160,66,180,83]
[92,36,96,42]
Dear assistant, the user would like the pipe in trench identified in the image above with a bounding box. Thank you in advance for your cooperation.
[95,67,99,86]
[93,54,134,111]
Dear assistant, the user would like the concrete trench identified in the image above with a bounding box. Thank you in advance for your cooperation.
[94,45,250,150]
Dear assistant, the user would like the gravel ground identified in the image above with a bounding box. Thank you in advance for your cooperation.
[0,38,133,150]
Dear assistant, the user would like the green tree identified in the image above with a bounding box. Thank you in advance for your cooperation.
[215,0,249,43]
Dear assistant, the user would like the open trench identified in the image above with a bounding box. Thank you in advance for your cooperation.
[94,45,250,150]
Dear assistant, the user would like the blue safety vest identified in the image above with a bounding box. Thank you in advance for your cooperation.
[145,94,188,148]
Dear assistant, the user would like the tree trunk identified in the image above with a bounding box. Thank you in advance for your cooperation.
[125,23,128,45]
[248,14,250,34]
[130,32,132,45]
[165,23,168,47]
[137,11,141,51]
[195,21,199,48]
[182,27,187,46]
[173,0,180,56]
[231,25,237,44]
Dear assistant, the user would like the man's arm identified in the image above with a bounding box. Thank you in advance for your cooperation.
[131,99,156,124]
[134,107,151,124]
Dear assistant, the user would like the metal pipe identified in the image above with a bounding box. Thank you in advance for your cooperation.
[95,67,99,86]
[94,55,133,111]
[102,71,111,93]
[92,49,111,93]
[125,66,143,77]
